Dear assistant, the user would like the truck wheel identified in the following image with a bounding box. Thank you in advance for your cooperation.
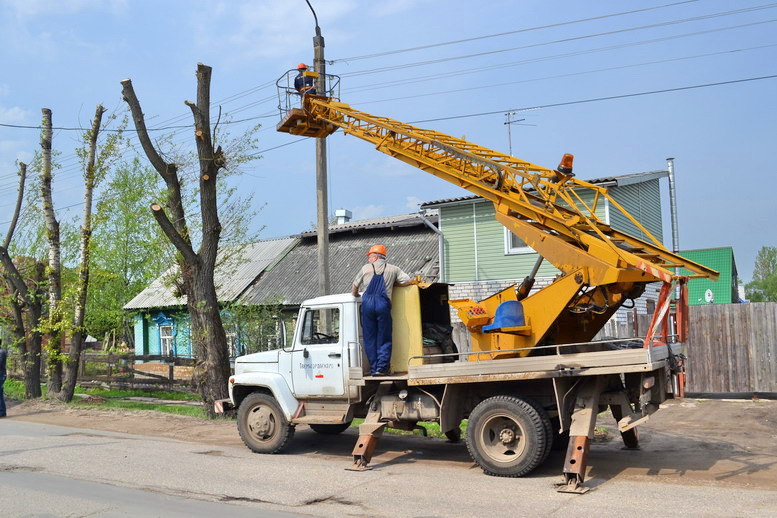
[524,398,553,464]
[237,393,295,454]
[310,422,352,435]
[466,395,550,477]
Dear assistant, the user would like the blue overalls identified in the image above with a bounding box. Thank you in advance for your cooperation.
[361,265,392,375]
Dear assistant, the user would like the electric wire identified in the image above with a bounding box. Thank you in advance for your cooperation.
[339,7,777,77]
[332,0,701,62]
[408,74,777,124]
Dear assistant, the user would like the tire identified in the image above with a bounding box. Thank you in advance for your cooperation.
[237,392,295,454]
[466,395,550,477]
[524,398,553,464]
[310,421,352,435]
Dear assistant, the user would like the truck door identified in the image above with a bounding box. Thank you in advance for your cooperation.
[291,305,346,397]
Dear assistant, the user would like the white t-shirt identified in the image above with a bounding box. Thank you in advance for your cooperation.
[353,258,411,299]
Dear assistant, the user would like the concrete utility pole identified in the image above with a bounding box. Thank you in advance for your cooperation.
[308,1,330,295]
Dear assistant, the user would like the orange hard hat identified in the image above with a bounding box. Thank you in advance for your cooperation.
[366,244,387,257]
[297,63,308,70]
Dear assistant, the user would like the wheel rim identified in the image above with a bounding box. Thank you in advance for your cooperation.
[477,413,527,464]
[246,404,277,441]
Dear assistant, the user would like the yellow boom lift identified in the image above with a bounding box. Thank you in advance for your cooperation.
[276,73,717,362]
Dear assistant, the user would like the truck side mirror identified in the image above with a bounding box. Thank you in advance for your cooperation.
[279,318,292,353]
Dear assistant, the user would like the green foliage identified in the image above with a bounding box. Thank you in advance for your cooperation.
[223,298,286,355]
[86,158,170,340]
[3,380,33,400]
[746,246,777,302]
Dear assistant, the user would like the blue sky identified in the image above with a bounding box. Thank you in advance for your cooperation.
[0,0,775,281]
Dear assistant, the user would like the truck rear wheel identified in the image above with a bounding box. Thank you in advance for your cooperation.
[237,392,295,454]
[310,422,352,435]
[466,395,550,477]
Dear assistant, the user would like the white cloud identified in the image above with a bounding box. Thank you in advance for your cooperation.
[190,0,359,64]
[370,0,430,17]
[0,106,29,124]
[352,204,385,221]
[4,0,128,19]
[405,196,422,211]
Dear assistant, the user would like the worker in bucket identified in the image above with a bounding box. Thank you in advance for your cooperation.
[294,63,316,97]
[352,245,414,376]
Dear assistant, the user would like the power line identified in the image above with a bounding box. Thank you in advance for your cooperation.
[409,74,777,124]
[338,20,777,99]
[0,113,277,132]
[353,44,777,106]
[339,6,777,77]
[332,0,700,62]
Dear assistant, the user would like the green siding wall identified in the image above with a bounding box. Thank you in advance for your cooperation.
[440,180,664,283]
[442,202,558,282]
[680,248,736,305]
[608,179,663,241]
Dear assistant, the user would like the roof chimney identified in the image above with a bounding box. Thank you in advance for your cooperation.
[335,208,352,225]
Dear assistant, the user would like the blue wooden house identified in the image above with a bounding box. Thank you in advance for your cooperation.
[124,237,297,359]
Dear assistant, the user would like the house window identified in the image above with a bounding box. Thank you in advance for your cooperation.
[159,325,174,357]
[504,228,532,255]
[226,331,238,357]
[300,307,340,345]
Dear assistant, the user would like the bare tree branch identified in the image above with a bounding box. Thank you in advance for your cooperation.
[3,162,26,250]
[121,78,191,241]
[0,246,28,298]
[151,204,199,266]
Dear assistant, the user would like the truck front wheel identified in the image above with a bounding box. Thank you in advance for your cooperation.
[237,392,295,454]
[466,395,550,477]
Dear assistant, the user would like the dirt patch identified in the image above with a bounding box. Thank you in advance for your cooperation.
[6,399,243,448]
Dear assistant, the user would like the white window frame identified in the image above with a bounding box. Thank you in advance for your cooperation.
[504,228,533,255]
[226,331,238,358]
[159,325,174,356]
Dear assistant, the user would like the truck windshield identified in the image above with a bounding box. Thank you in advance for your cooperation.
[300,307,340,345]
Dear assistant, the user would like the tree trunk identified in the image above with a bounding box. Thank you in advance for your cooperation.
[121,63,231,416]
[60,105,105,402]
[40,107,63,394]
[0,162,43,399]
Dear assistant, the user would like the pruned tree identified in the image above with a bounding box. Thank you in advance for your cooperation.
[121,63,231,413]
[0,163,46,398]
[58,105,107,402]
[39,108,65,393]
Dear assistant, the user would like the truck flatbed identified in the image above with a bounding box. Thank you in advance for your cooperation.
[405,344,680,386]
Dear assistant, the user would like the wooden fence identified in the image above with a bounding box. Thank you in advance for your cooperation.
[685,302,777,394]
[76,353,197,386]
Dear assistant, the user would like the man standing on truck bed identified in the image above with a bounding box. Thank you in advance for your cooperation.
[352,245,414,376]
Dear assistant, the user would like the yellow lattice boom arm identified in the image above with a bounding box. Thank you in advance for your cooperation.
[277,95,718,284]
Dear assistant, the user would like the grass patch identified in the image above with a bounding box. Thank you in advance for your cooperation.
[350,418,467,439]
[4,380,31,400]
[74,386,200,401]
[72,398,206,418]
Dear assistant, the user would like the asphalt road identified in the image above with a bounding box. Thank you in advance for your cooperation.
[1,414,776,518]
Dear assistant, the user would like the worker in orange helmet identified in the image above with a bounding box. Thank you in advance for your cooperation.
[352,245,415,376]
[294,63,316,97]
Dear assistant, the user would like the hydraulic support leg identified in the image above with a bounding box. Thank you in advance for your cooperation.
[609,393,640,450]
[347,382,392,471]
[557,375,607,494]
